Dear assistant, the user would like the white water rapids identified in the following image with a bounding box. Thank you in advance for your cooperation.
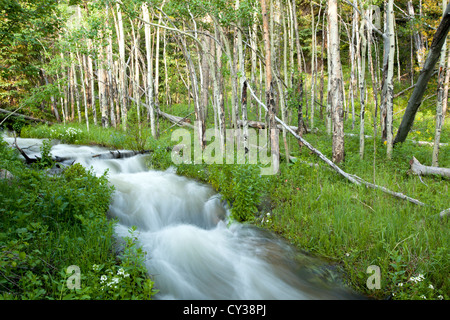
[4,136,363,300]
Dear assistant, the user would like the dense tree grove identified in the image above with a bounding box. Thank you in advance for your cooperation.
[1,0,449,165]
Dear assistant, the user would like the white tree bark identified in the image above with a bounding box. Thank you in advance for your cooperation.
[142,3,156,137]
[116,3,127,130]
[386,0,395,159]
[328,0,345,163]
[433,1,448,167]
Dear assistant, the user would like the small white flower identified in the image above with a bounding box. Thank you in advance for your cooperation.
[438,295,444,300]
[428,284,434,290]
[397,282,404,287]
[420,295,427,299]
[100,275,107,283]
[92,264,100,271]
[345,253,350,257]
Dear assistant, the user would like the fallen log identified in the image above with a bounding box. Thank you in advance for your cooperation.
[409,156,450,179]
[157,109,194,129]
[236,120,301,132]
[0,108,54,124]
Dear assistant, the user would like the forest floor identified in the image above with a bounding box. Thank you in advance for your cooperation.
[15,98,450,301]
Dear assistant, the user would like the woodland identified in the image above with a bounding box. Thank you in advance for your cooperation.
[0,0,449,300]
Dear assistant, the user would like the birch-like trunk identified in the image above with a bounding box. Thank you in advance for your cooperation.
[433,0,448,167]
[357,9,367,159]
[310,1,316,129]
[98,37,108,128]
[292,0,305,140]
[261,0,279,173]
[87,39,97,126]
[328,0,345,163]
[386,0,395,159]
[142,3,156,137]
[116,4,127,130]
[236,0,248,160]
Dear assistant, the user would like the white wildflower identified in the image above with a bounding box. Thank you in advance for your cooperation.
[420,295,427,299]
[438,295,444,300]
[428,284,434,290]
[100,275,107,283]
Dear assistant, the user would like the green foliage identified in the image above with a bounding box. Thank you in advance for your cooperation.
[208,164,263,222]
[36,139,54,169]
[124,106,152,152]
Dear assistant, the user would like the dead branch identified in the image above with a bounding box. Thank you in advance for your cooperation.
[409,156,450,179]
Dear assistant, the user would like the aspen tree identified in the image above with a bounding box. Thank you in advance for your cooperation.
[328,0,345,163]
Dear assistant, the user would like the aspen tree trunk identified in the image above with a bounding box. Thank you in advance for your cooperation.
[443,41,450,116]
[163,29,171,108]
[386,0,395,159]
[107,26,117,128]
[116,3,127,130]
[200,32,210,122]
[328,0,345,163]
[97,37,108,128]
[154,3,165,138]
[326,21,332,136]
[76,51,89,131]
[380,2,389,141]
[250,10,258,113]
[357,9,367,159]
[214,25,226,154]
[350,3,358,130]
[69,61,75,121]
[367,9,380,182]
[56,73,66,124]
[87,39,97,126]
[131,18,141,131]
[261,0,279,173]
[236,0,248,159]
[282,2,290,160]
[433,0,448,167]
[73,54,81,124]
[292,0,305,141]
[142,3,156,137]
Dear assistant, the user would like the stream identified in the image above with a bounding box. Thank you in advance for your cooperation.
[4,135,364,300]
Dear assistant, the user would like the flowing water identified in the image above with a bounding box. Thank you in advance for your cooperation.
[4,136,363,300]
